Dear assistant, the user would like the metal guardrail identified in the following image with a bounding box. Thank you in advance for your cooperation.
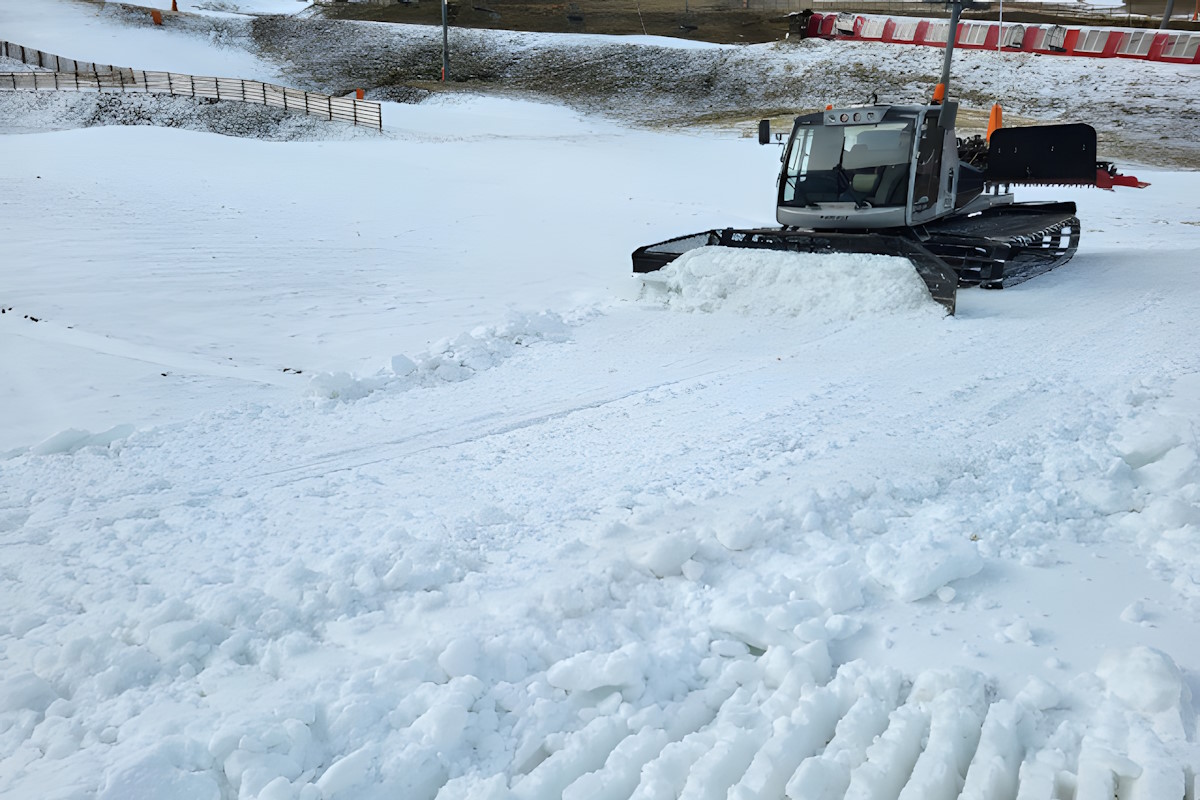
[0,40,382,131]
[761,0,1152,19]
[671,0,1195,24]
[775,0,1147,15]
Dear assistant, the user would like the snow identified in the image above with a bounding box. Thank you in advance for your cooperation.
[0,0,278,78]
[3,2,1200,799]
[650,247,942,320]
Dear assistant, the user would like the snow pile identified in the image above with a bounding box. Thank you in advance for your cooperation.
[652,246,942,319]
[1097,646,1186,717]
[24,425,136,457]
[0,90,378,140]
[307,310,573,401]
[1113,373,1200,609]
[867,532,984,603]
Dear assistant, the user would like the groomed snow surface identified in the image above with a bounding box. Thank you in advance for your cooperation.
[4,2,1200,799]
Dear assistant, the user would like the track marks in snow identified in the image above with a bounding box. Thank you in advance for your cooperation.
[1,313,295,386]
[7,363,1199,800]
[427,645,1192,800]
[8,269,1200,798]
[959,701,1025,800]
[253,358,730,488]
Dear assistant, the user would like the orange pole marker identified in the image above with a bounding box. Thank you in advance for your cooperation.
[356,89,364,100]
[151,9,163,24]
[172,0,178,10]
[931,82,946,104]
[986,102,1004,141]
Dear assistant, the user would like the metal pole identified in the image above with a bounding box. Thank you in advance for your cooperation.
[1159,0,1175,27]
[938,0,963,98]
[997,0,1003,51]
[442,0,449,81]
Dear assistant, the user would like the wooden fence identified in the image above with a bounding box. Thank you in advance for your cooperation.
[0,40,382,131]
[0,41,126,74]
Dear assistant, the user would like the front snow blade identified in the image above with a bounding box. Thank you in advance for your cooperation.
[632,231,723,274]
[632,228,957,315]
[985,123,1098,186]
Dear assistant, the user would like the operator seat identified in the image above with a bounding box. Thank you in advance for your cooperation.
[872,164,909,206]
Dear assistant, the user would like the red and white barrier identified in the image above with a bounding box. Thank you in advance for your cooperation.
[801,12,1200,64]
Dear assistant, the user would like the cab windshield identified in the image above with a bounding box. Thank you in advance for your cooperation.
[781,119,914,208]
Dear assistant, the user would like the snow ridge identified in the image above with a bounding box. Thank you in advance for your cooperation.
[307,310,573,402]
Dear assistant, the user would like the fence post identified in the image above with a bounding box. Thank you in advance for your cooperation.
[190,74,195,96]
[327,95,333,120]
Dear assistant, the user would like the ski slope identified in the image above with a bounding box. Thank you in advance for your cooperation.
[3,2,1200,799]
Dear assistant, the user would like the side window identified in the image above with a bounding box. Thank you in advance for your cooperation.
[782,130,812,203]
[912,113,943,214]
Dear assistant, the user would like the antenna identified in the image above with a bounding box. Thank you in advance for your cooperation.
[933,0,965,103]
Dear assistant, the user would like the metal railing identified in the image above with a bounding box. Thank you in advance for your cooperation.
[0,40,382,130]
[744,0,1191,24]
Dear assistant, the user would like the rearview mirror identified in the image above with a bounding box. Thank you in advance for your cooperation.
[758,119,770,146]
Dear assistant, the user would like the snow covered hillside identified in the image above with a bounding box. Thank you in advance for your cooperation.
[3,2,1200,799]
